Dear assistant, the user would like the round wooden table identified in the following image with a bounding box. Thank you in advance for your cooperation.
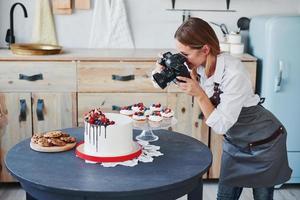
[5,128,212,200]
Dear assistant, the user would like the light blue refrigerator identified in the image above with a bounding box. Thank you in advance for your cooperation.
[249,15,300,183]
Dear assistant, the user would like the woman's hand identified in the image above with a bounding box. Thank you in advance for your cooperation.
[176,68,205,97]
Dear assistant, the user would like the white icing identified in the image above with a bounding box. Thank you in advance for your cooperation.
[148,115,163,122]
[132,114,146,121]
[132,106,141,112]
[161,110,174,118]
[144,109,152,116]
[120,109,134,116]
[84,113,135,157]
[150,106,162,112]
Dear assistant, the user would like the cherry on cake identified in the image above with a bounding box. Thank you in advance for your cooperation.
[120,106,134,116]
[161,107,174,118]
[150,103,162,112]
[83,108,138,157]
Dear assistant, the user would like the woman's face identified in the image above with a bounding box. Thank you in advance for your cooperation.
[175,40,207,70]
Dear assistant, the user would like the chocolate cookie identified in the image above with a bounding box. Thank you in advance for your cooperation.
[48,138,66,146]
[31,134,43,144]
[37,137,52,147]
[60,136,76,143]
[60,132,70,137]
[44,131,62,138]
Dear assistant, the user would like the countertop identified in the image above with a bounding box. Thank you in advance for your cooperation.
[0,48,257,62]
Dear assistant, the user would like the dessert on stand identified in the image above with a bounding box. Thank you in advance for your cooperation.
[120,103,177,142]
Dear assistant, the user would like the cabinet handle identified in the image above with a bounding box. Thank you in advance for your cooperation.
[19,99,27,121]
[19,73,43,81]
[36,99,44,121]
[112,105,121,111]
[112,74,135,81]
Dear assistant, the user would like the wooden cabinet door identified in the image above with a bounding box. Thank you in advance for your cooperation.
[167,93,194,136]
[32,93,77,134]
[78,93,168,126]
[0,93,32,182]
[209,130,223,179]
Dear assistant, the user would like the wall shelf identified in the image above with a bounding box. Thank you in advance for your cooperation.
[166,9,236,12]
[170,0,234,12]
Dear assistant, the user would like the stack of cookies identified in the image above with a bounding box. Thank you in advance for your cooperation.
[31,131,76,147]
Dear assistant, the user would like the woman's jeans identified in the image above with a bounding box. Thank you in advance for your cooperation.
[217,184,274,200]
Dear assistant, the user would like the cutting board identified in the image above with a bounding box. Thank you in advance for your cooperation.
[52,0,71,9]
[75,0,90,10]
[52,0,72,15]
[30,142,76,153]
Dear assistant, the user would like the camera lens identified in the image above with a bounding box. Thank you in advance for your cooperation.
[153,73,168,89]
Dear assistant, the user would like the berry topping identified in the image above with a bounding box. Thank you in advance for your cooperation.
[84,108,115,126]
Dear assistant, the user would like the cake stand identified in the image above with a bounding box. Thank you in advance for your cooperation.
[134,117,177,142]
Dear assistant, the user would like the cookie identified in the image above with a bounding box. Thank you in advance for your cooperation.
[43,131,62,138]
[48,138,66,146]
[60,136,76,143]
[31,134,43,144]
[37,137,52,147]
[60,132,70,137]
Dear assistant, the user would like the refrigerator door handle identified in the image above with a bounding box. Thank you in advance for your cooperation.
[274,61,283,92]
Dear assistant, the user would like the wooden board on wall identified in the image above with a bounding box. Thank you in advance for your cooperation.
[75,0,91,9]
[52,0,72,15]
[52,0,71,9]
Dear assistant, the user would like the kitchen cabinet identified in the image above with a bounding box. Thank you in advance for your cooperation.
[0,49,256,182]
[0,93,31,182]
[0,61,77,182]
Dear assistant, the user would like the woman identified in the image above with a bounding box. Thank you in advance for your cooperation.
[153,18,292,200]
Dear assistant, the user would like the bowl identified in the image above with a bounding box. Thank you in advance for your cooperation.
[10,43,62,55]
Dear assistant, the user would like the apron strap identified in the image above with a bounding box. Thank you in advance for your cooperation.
[248,126,284,148]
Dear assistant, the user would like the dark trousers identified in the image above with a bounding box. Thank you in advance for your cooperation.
[217,184,274,200]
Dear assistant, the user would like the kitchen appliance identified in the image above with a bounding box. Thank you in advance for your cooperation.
[249,15,300,184]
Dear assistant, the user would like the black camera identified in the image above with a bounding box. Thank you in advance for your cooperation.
[153,52,191,89]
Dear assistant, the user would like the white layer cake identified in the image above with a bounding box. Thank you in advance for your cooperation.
[84,113,135,157]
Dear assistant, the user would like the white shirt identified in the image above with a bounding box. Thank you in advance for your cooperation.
[198,53,260,134]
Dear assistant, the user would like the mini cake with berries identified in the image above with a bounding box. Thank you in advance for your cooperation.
[132,111,147,122]
[150,103,162,112]
[132,102,145,112]
[148,111,163,122]
[120,106,134,116]
[83,108,136,157]
[161,107,174,118]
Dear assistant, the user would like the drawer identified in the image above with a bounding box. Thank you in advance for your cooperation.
[77,61,165,93]
[78,93,168,125]
[0,61,76,92]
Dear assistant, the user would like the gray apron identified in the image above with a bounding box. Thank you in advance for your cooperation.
[210,83,292,187]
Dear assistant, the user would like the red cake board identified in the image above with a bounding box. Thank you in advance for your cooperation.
[75,142,142,163]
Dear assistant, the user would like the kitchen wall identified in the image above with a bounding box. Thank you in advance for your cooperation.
[0,0,299,49]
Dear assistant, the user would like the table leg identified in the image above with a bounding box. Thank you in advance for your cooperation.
[26,192,37,200]
[187,178,203,200]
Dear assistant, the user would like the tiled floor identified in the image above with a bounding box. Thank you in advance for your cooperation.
[1,181,300,200]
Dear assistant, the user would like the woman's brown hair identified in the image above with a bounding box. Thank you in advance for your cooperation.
[174,17,220,76]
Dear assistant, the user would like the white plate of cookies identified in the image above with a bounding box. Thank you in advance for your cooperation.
[30,131,77,153]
